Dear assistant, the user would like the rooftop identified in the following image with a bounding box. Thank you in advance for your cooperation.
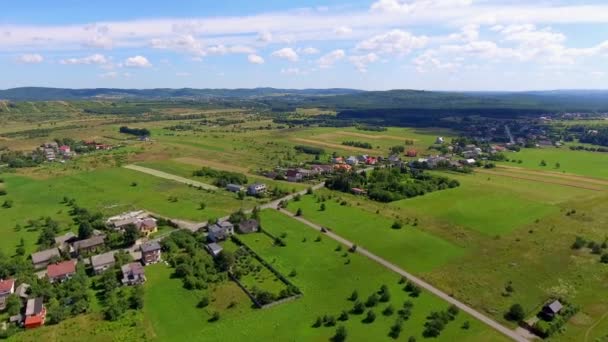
[47,260,76,279]
[0,278,15,293]
[31,248,60,264]
[90,251,116,268]
[141,241,161,253]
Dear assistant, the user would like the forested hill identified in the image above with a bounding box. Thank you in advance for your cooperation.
[0,87,363,101]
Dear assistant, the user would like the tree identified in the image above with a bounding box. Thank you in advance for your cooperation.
[199,202,206,210]
[363,310,376,323]
[505,303,525,321]
[312,316,323,327]
[365,293,379,307]
[349,290,359,301]
[123,224,140,247]
[5,295,22,316]
[78,221,93,239]
[389,317,404,339]
[208,311,220,322]
[332,326,347,342]
[600,253,608,264]
[540,160,547,167]
[130,285,144,310]
[46,297,68,324]
[555,162,561,169]
[352,301,365,314]
[338,310,349,321]
[383,304,395,316]
[295,208,303,216]
[391,221,402,229]
[15,238,25,256]
[214,251,235,272]
[37,226,56,248]
[320,203,326,211]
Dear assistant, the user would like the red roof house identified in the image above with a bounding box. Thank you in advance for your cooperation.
[47,260,77,283]
[406,149,418,157]
[59,145,71,153]
[365,157,377,165]
[24,297,46,329]
[0,278,15,296]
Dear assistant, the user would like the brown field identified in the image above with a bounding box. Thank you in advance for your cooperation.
[291,137,372,153]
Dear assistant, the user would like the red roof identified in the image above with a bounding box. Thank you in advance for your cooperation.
[24,314,44,328]
[0,278,15,293]
[59,145,70,151]
[47,260,76,279]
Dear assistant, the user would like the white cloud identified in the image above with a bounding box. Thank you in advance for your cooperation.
[413,50,459,72]
[301,47,320,55]
[150,35,205,56]
[257,31,273,42]
[271,47,299,62]
[124,55,151,68]
[318,49,345,68]
[248,54,265,64]
[17,53,43,64]
[334,26,352,36]
[370,0,473,14]
[349,53,379,72]
[207,44,255,55]
[357,30,428,55]
[60,54,108,65]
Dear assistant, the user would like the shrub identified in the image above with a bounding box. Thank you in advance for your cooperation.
[505,304,525,322]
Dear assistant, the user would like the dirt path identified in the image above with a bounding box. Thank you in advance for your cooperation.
[277,208,528,342]
[476,169,606,192]
[584,310,608,342]
[292,138,372,153]
[123,164,218,190]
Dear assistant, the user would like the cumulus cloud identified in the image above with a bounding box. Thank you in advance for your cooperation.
[124,55,151,68]
[248,54,265,64]
[99,71,118,79]
[301,47,320,55]
[318,49,345,68]
[334,26,352,36]
[271,47,299,62]
[349,53,379,72]
[17,53,43,64]
[413,51,459,72]
[60,54,108,65]
[370,0,473,13]
[357,30,428,55]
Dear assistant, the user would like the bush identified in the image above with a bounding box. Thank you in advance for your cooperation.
[505,304,525,322]
[363,310,376,323]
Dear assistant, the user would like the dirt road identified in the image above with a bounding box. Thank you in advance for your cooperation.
[124,164,218,190]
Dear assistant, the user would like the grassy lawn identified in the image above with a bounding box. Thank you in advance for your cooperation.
[285,193,465,274]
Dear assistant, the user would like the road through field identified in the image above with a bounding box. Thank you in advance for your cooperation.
[278,208,529,342]
[123,164,218,190]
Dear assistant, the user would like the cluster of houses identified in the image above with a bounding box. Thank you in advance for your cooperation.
[105,210,158,237]
[204,219,260,258]
[37,142,74,162]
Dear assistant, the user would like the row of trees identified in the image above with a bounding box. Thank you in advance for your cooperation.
[342,141,373,149]
[118,126,150,137]
[192,167,248,187]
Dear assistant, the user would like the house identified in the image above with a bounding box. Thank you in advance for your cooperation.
[15,283,30,300]
[237,219,259,234]
[286,169,303,182]
[226,184,245,193]
[24,297,46,329]
[90,251,116,274]
[435,137,445,144]
[47,260,77,283]
[31,248,61,269]
[365,156,378,165]
[311,164,333,174]
[121,262,146,285]
[135,218,157,236]
[331,157,344,164]
[54,232,77,253]
[388,154,401,164]
[0,278,15,311]
[72,235,105,256]
[58,145,71,154]
[44,142,59,149]
[345,156,359,165]
[205,243,223,257]
[140,241,161,265]
[406,149,418,157]
[351,188,367,195]
[247,183,267,196]
[541,300,563,320]
[207,221,234,242]
[333,163,352,172]
[106,210,147,230]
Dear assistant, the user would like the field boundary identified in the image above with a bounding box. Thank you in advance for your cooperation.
[292,137,372,153]
[123,164,218,190]
[476,169,606,192]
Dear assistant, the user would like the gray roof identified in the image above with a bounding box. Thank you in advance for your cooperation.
[31,248,60,264]
[208,224,222,234]
[547,300,563,314]
[73,235,105,251]
[219,221,234,229]
[141,241,161,253]
[25,297,44,316]
[90,251,116,268]
[206,243,223,254]
[122,262,144,276]
[54,232,76,245]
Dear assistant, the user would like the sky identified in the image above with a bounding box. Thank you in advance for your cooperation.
[1,0,608,91]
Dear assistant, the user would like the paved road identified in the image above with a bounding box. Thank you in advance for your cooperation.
[505,125,515,144]
[278,209,529,342]
[124,164,218,190]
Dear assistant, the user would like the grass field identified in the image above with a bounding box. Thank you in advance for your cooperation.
[285,193,465,273]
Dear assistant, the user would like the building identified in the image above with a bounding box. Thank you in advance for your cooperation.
[541,300,563,320]
[311,164,333,174]
[331,157,344,164]
[121,262,146,285]
[286,169,303,182]
[351,188,367,195]
[106,210,147,230]
[140,241,161,265]
[24,297,46,329]
[31,248,61,269]
[205,243,223,257]
[406,149,418,157]
[208,221,234,242]
[226,184,245,193]
[135,218,158,236]
[247,183,267,196]
[435,137,445,144]
[72,235,105,256]
[345,156,359,165]
[365,156,378,165]
[90,251,116,274]
[237,219,259,234]
[47,260,77,283]
[0,278,15,310]
[333,163,352,172]
[54,232,77,253]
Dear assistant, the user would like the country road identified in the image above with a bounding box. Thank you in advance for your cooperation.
[124,164,218,190]
[278,208,529,342]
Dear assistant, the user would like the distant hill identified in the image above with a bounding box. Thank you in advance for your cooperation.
[0,87,364,101]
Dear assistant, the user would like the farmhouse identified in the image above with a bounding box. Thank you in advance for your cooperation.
[286,169,303,182]
[226,183,245,193]
[0,278,15,310]
[541,300,563,320]
[135,218,158,236]
[72,235,105,256]
[24,297,46,329]
[121,262,146,285]
[31,248,61,269]
[208,221,234,242]
[90,251,116,274]
[346,156,359,165]
[247,183,267,196]
[140,241,162,265]
[47,260,77,283]
[237,219,259,234]
[205,243,223,257]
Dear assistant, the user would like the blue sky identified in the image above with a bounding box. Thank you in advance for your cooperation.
[1,0,608,90]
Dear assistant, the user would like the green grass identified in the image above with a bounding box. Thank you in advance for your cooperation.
[141,210,506,341]
[285,194,465,273]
